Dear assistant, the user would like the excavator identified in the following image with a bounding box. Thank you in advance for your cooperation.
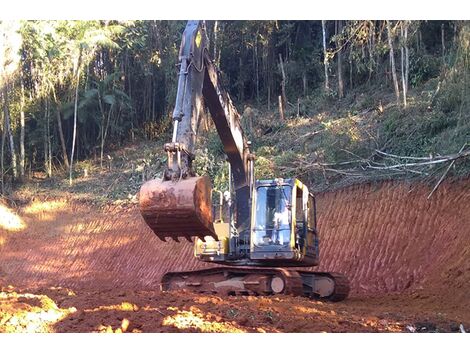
[139,21,349,301]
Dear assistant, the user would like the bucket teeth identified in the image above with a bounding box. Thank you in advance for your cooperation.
[139,176,218,241]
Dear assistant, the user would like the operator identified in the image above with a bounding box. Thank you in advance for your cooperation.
[273,206,290,245]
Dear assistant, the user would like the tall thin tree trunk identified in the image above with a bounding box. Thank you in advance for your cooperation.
[441,23,446,63]
[400,24,406,108]
[52,87,69,169]
[254,33,260,103]
[69,53,82,186]
[321,20,330,91]
[400,22,409,108]
[56,108,69,169]
[19,73,26,179]
[337,20,344,99]
[405,24,409,98]
[43,100,52,177]
[278,95,285,121]
[1,101,5,194]
[279,53,287,107]
[47,106,52,177]
[3,86,17,180]
[368,21,375,84]
[349,57,353,90]
[387,20,400,105]
[213,21,219,66]
[98,91,106,168]
[43,111,48,176]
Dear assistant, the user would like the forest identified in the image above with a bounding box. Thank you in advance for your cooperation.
[0,20,469,194]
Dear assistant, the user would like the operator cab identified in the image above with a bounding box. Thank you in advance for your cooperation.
[194,178,319,267]
[250,178,319,266]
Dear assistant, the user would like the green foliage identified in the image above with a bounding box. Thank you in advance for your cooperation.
[2,19,470,192]
[409,52,441,87]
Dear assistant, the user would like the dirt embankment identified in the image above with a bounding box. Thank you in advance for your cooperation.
[1,178,469,332]
[317,179,470,299]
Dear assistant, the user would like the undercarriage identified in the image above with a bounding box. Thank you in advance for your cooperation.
[161,267,350,302]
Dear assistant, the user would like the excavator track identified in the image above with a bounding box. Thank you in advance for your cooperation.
[161,267,349,301]
[297,271,350,302]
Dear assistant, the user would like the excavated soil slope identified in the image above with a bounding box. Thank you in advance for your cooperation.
[1,178,469,332]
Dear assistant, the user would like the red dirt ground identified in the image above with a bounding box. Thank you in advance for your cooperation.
[0,178,469,332]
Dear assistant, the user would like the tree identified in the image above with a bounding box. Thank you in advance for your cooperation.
[336,20,344,98]
[2,86,17,180]
[19,70,26,178]
[400,21,409,108]
[321,20,329,91]
[0,21,21,181]
[69,46,82,185]
[80,71,131,167]
[387,20,400,105]
[59,21,122,185]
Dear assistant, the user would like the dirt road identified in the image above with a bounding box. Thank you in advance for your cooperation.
[1,179,469,332]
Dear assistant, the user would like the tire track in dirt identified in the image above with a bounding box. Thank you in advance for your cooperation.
[1,178,469,302]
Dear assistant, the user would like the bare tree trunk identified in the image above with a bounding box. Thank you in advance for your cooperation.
[254,33,260,103]
[336,20,344,98]
[97,89,106,168]
[278,95,285,121]
[56,108,69,169]
[19,72,26,179]
[3,86,17,180]
[213,21,219,66]
[69,53,82,186]
[279,53,287,107]
[441,23,445,63]
[400,24,406,108]
[405,24,409,98]
[43,100,52,177]
[400,22,409,108]
[101,105,113,169]
[368,20,375,84]
[43,112,47,176]
[1,101,5,194]
[387,20,400,105]
[52,87,69,169]
[321,20,330,91]
[47,106,52,177]
[349,57,353,90]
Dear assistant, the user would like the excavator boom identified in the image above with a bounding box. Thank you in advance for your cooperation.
[139,21,252,242]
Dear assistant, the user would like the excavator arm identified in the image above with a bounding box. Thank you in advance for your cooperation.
[139,21,253,242]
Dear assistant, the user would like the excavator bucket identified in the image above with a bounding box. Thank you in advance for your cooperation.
[139,176,217,242]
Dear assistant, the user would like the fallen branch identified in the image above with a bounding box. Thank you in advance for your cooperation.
[375,150,431,160]
[298,129,324,139]
[368,148,470,170]
[427,143,467,199]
